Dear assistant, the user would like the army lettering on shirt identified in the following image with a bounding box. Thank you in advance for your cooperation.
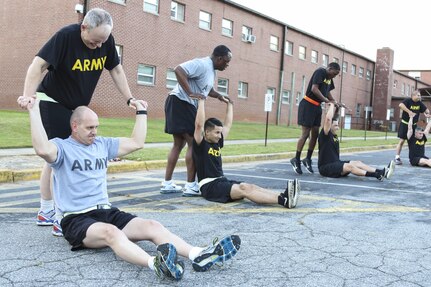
[71,157,108,171]
[71,56,107,72]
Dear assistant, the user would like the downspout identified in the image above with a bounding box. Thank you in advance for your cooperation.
[276,26,287,125]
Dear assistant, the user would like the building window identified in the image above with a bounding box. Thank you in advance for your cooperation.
[238,81,248,98]
[322,54,329,67]
[222,19,233,37]
[137,64,155,85]
[295,91,301,105]
[401,83,405,96]
[299,46,306,60]
[355,103,361,117]
[359,67,364,78]
[199,11,211,30]
[115,44,123,64]
[242,26,252,41]
[266,87,276,103]
[166,69,177,89]
[351,64,356,76]
[366,69,371,80]
[333,57,339,63]
[282,90,290,104]
[171,1,185,22]
[270,35,279,51]
[311,50,318,63]
[285,41,293,56]
[109,0,126,4]
[342,61,348,73]
[143,0,158,14]
[218,78,229,95]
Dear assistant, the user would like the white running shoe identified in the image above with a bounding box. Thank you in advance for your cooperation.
[182,181,201,197]
[160,181,183,194]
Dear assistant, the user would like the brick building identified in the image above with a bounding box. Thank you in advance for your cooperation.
[1,0,429,130]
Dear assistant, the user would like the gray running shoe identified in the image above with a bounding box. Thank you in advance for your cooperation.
[154,243,184,280]
[394,158,402,165]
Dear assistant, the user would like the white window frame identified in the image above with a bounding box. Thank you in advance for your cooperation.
[143,0,159,14]
[222,18,233,37]
[351,64,357,76]
[238,81,248,98]
[299,46,306,60]
[241,26,252,41]
[115,44,123,64]
[285,41,293,56]
[137,64,155,86]
[322,54,329,67]
[171,1,185,22]
[366,69,371,80]
[311,50,318,64]
[217,78,229,95]
[282,90,290,104]
[270,35,279,51]
[266,87,276,103]
[359,67,364,78]
[343,61,348,73]
[199,11,211,31]
[166,69,177,89]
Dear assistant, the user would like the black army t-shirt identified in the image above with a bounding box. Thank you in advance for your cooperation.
[37,24,119,110]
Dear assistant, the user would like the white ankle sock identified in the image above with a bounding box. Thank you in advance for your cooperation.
[40,199,54,212]
[188,247,205,261]
[148,256,155,270]
[162,180,173,186]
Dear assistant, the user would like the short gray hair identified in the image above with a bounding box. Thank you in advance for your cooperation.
[83,8,113,30]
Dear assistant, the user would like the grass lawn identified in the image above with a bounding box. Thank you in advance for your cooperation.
[0,110,398,161]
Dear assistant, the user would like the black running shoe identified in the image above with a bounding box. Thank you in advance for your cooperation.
[301,158,314,174]
[290,158,302,175]
[377,169,385,181]
[282,179,300,208]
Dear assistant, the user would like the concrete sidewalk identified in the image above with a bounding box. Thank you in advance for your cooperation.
[0,137,397,183]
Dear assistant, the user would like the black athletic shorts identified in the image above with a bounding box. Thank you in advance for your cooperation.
[297,99,322,127]
[318,160,350,178]
[410,156,428,166]
[61,207,136,251]
[200,177,241,203]
[39,101,73,139]
[397,122,410,140]
[164,94,197,136]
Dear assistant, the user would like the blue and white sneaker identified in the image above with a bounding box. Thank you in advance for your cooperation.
[52,219,63,237]
[154,243,184,280]
[36,209,55,226]
[192,235,241,272]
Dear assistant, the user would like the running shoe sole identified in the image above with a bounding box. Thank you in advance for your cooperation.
[156,243,184,280]
[192,235,241,272]
[385,160,395,179]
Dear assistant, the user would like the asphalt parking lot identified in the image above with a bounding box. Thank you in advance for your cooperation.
[0,148,430,287]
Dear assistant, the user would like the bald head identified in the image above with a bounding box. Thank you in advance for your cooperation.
[70,106,97,126]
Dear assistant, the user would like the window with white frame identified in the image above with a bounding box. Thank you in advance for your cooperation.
[137,64,155,85]
[359,67,364,78]
[266,87,276,103]
[241,26,252,41]
[355,103,361,117]
[270,36,279,51]
[311,50,318,63]
[296,91,301,105]
[143,0,158,14]
[171,1,185,22]
[222,19,233,37]
[282,90,290,104]
[322,54,329,67]
[166,69,177,89]
[285,41,293,55]
[366,69,371,80]
[401,83,405,95]
[333,57,339,63]
[199,11,211,30]
[217,78,229,95]
[342,61,348,73]
[238,81,248,98]
[115,44,123,64]
[299,46,306,60]
[109,0,126,4]
[351,64,356,76]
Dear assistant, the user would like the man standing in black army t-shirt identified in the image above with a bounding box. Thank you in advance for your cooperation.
[290,62,340,175]
[17,8,138,237]
[318,103,395,180]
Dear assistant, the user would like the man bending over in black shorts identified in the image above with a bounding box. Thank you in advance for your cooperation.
[192,97,299,209]
[407,115,431,167]
[318,103,395,180]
